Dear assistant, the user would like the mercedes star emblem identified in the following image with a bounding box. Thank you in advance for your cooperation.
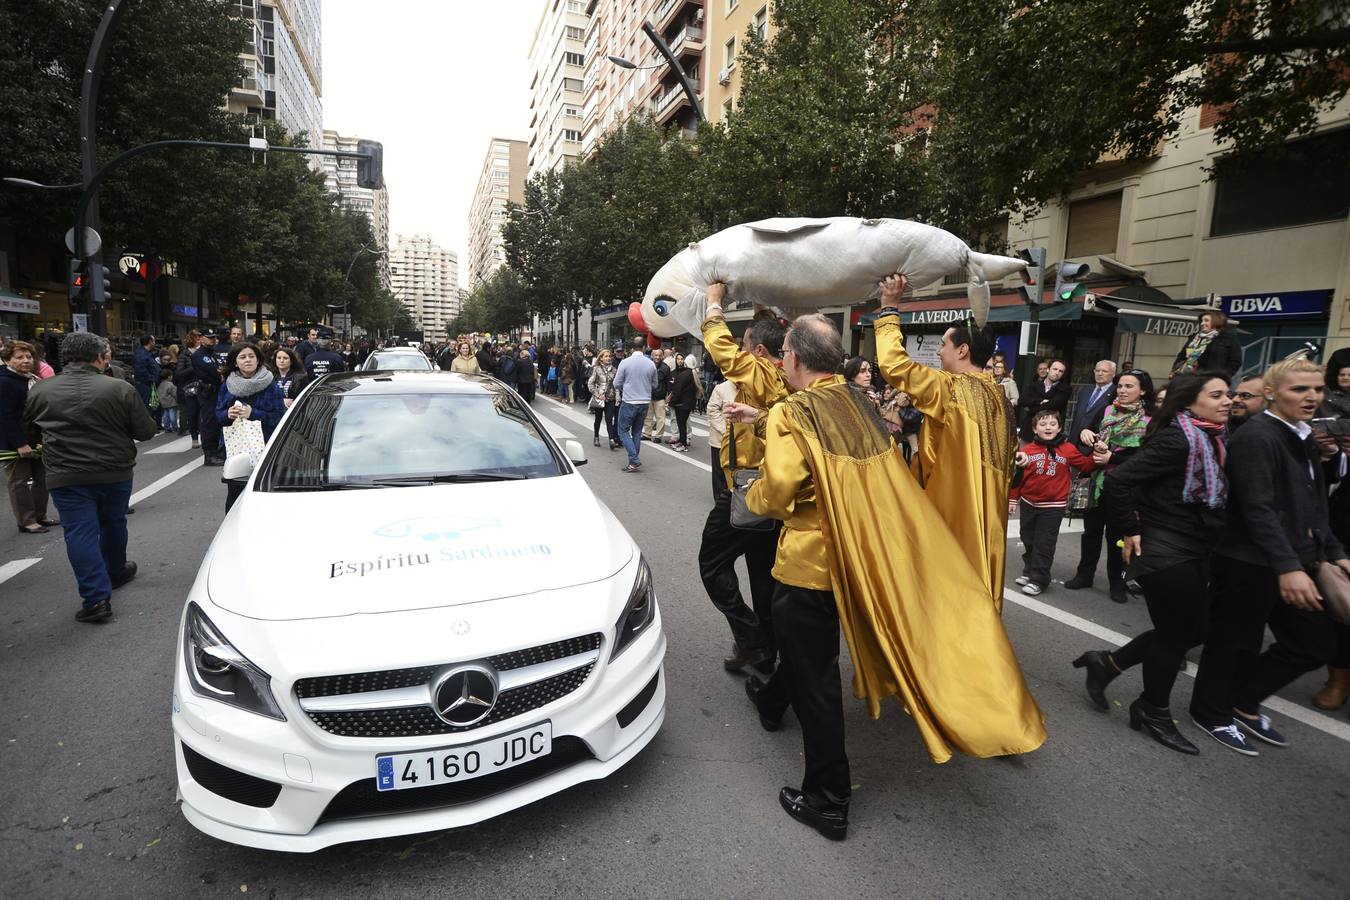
[431,664,498,727]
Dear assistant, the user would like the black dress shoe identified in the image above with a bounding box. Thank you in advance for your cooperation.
[1064,574,1093,590]
[778,787,848,841]
[125,506,135,515]
[1072,650,1119,711]
[1109,582,1128,604]
[75,601,112,624]
[203,456,225,467]
[1128,698,1199,755]
[724,644,773,672]
[744,676,782,732]
[110,561,137,590]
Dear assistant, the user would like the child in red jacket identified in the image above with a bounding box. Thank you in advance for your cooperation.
[1010,409,1097,596]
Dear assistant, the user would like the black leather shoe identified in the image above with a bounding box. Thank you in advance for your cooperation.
[203,456,225,467]
[75,601,112,624]
[1128,698,1199,755]
[778,787,848,841]
[1064,574,1093,590]
[744,676,782,732]
[724,644,773,672]
[1109,581,1128,604]
[1072,650,1119,711]
[110,561,137,590]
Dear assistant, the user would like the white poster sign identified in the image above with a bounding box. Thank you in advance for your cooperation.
[905,333,942,369]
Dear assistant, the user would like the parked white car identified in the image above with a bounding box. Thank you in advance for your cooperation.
[173,371,666,851]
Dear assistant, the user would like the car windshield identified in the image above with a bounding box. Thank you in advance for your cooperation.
[363,352,431,371]
[261,384,563,489]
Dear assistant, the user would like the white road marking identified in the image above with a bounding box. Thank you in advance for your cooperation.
[129,458,205,506]
[529,410,577,441]
[1004,588,1350,745]
[146,436,195,454]
[538,396,712,472]
[0,558,41,587]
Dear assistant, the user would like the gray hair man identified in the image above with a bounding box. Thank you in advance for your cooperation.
[23,332,158,623]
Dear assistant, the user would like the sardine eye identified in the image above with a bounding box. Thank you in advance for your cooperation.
[652,296,673,316]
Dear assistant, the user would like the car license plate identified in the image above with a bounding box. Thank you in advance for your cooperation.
[375,722,552,792]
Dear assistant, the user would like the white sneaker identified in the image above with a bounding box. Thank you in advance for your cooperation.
[1021,582,1043,596]
[1015,575,1030,586]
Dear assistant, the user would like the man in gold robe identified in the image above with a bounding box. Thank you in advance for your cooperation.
[731,314,1045,842]
[697,283,792,671]
[873,274,1017,611]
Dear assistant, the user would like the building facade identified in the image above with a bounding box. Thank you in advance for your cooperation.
[704,0,772,123]
[227,0,323,148]
[389,235,460,344]
[321,129,391,289]
[467,138,529,288]
[527,0,591,176]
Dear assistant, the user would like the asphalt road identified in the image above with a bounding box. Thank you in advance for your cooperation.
[2,397,1348,899]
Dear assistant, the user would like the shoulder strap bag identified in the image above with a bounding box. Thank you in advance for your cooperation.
[726,421,775,531]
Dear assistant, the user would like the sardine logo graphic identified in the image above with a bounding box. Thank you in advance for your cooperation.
[373,515,503,543]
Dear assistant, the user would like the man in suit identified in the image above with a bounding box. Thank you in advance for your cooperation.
[1018,359,1070,431]
[1069,360,1118,453]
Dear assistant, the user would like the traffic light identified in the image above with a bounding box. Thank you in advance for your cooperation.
[68,258,86,302]
[1016,247,1047,305]
[1053,260,1090,303]
[91,264,111,306]
[356,139,383,189]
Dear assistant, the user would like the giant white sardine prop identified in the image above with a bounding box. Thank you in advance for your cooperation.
[633,217,1027,340]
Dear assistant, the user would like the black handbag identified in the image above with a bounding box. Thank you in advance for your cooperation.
[726,421,775,531]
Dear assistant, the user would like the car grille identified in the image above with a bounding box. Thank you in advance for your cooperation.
[295,633,603,739]
[181,743,282,808]
[316,736,594,823]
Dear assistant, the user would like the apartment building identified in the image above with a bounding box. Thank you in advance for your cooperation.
[467,138,529,288]
[227,1,323,148]
[321,129,391,289]
[881,99,1350,387]
[527,0,591,175]
[389,235,461,344]
[705,0,772,123]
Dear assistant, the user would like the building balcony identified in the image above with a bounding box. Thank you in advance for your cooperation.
[229,76,265,106]
[653,80,701,124]
[653,0,699,33]
[668,24,703,58]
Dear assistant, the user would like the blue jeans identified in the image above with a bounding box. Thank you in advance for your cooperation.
[161,407,178,431]
[49,480,133,608]
[618,402,648,466]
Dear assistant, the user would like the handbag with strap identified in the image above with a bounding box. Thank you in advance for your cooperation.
[222,417,267,467]
[1315,561,1350,626]
[726,421,775,531]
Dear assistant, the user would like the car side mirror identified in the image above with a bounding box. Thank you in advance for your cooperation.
[562,439,588,467]
[222,454,255,482]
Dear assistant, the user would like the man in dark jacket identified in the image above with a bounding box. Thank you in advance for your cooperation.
[1068,360,1117,453]
[476,341,496,375]
[304,338,347,378]
[23,333,158,623]
[1017,359,1070,431]
[495,347,517,386]
[191,332,225,465]
[296,327,320,363]
[1191,358,1350,755]
[515,349,537,401]
[132,335,159,418]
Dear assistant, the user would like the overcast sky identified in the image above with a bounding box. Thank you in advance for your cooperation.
[323,0,546,289]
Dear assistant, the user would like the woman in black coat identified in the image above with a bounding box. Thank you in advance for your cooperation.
[1172,311,1243,379]
[1072,372,1233,756]
[667,356,699,452]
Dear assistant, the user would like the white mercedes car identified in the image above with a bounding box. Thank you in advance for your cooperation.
[173,371,666,851]
[358,347,433,371]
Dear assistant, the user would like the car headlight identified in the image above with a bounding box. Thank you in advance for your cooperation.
[182,603,285,721]
[612,556,657,660]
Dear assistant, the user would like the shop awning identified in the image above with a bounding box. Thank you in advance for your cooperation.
[856,291,1086,327]
[1089,293,1212,335]
[0,291,40,315]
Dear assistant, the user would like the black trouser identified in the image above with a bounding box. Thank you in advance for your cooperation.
[1111,558,1212,708]
[698,487,779,656]
[710,446,726,502]
[1334,623,1350,668]
[180,392,199,438]
[674,407,691,445]
[592,401,617,444]
[1191,557,1339,726]
[755,583,850,810]
[197,386,222,459]
[1018,502,1064,588]
[517,380,535,402]
[1075,500,1124,586]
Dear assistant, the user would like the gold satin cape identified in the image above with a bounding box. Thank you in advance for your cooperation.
[749,380,1045,764]
[875,316,1016,611]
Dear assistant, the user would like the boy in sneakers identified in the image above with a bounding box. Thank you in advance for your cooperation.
[1010,409,1097,596]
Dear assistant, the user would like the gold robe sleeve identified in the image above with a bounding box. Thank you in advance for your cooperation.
[746,402,829,590]
[703,316,790,488]
[874,315,951,423]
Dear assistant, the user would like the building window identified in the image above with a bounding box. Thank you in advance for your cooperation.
[1065,192,1122,259]
[724,36,736,69]
[563,129,582,143]
[564,51,584,67]
[1210,130,1350,237]
[566,25,585,41]
[753,6,768,40]
[727,0,738,11]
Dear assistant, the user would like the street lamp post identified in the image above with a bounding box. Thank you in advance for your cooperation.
[608,22,706,124]
[343,242,385,341]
